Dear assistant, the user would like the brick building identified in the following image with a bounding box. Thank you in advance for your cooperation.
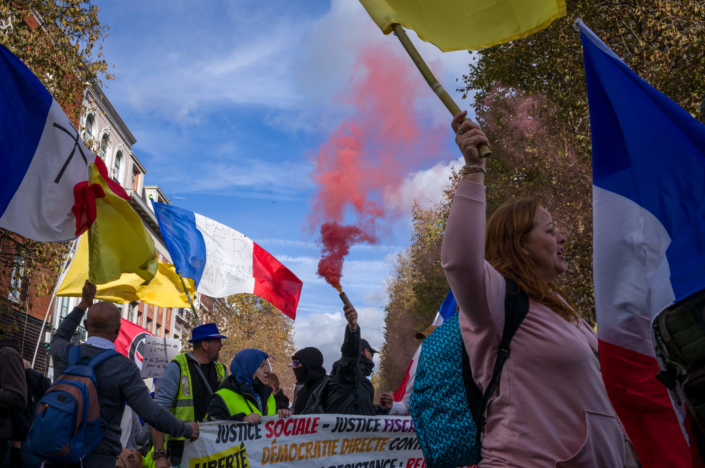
[3,86,198,379]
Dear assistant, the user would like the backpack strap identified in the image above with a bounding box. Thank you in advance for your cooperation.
[88,349,121,369]
[474,277,530,438]
[67,345,82,367]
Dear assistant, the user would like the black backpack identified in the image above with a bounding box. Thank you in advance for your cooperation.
[410,277,529,468]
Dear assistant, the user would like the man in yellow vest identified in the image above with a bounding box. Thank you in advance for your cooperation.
[152,323,227,468]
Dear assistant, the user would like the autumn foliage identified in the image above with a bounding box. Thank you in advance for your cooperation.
[379,0,705,391]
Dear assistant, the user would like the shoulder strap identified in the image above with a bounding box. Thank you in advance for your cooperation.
[474,277,529,438]
[67,345,82,367]
[189,358,214,397]
[88,349,121,369]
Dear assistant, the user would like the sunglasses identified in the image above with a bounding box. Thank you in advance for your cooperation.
[288,360,301,368]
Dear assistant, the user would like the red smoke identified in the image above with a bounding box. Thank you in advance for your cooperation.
[309,47,445,289]
[317,222,376,292]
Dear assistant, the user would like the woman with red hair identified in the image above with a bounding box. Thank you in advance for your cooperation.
[443,112,640,467]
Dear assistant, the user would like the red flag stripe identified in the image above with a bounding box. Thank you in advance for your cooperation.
[252,243,303,320]
[599,339,693,467]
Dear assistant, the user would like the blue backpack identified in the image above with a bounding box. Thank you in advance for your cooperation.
[27,346,121,464]
[410,277,529,468]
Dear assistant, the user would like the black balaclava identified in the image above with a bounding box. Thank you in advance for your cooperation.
[292,347,326,414]
[359,355,375,377]
[293,366,308,384]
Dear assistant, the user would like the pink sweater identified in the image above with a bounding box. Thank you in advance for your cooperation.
[442,182,633,467]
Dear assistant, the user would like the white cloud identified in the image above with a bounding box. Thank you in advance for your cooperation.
[294,306,385,373]
[384,157,463,213]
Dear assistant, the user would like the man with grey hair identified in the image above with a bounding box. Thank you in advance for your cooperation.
[47,281,198,468]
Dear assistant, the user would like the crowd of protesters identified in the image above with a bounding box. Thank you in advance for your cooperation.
[0,112,665,467]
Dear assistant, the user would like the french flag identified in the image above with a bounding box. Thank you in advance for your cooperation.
[579,21,705,467]
[0,45,96,241]
[152,202,303,319]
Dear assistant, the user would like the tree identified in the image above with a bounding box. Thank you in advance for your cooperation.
[378,173,461,392]
[459,0,705,321]
[205,295,297,397]
[0,0,112,332]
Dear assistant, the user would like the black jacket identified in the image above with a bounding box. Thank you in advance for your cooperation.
[303,326,375,416]
[292,347,327,415]
[273,389,290,410]
[10,367,50,441]
[207,375,273,421]
[0,338,27,440]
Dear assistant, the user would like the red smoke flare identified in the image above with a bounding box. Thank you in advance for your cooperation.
[316,222,376,292]
[309,46,445,289]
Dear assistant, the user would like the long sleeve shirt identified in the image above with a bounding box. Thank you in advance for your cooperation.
[441,181,630,467]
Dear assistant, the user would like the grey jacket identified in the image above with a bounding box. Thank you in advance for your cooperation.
[48,307,192,468]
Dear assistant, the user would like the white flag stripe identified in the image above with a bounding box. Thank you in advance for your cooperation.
[593,186,675,357]
[194,213,255,297]
[0,100,95,241]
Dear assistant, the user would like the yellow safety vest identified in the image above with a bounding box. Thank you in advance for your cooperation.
[141,446,155,468]
[213,387,276,419]
[166,353,226,441]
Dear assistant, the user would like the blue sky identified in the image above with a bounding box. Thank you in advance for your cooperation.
[94,0,475,370]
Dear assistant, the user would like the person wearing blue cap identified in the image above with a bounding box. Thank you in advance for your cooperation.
[152,323,228,468]
[207,349,291,423]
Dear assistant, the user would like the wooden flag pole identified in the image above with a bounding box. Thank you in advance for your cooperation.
[178,272,201,326]
[392,24,492,158]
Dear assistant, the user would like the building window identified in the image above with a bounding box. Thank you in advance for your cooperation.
[59,297,71,320]
[113,150,122,184]
[131,169,140,191]
[156,324,161,337]
[100,133,109,157]
[8,257,25,303]
[84,115,95,145]
[127,303,134,323]
[147,318,152,331]
[137,312,143,326]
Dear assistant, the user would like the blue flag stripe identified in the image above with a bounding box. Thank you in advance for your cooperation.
[0,45,53,215]
[438,290,457,321]
[152,201,207,288]
[582,28,705,301]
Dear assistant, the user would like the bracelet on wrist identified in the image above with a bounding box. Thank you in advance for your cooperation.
[460,164,487,175]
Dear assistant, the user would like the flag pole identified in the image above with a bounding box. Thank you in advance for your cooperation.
[391,24,492,158]
[31,238,78,369]
[177,272,201,327]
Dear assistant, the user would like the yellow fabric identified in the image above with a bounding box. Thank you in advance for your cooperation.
[359,0,566,51]
[167,353,226,441]
[56,234,196,307]
[86,163,157,285]
[214,388,276,418]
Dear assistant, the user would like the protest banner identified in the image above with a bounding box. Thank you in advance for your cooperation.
[141,335,182,379]
[183,415,475,468]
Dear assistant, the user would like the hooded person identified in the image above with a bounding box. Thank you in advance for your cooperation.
[290,347,327,415]
[302,305,376,416]
[207,349,291,424]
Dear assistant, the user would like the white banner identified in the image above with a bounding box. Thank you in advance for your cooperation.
[183,415,430,468]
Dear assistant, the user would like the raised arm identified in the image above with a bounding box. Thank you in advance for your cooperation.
[441,113,503,328]
[51,281,95,376]
[330,305,362,386]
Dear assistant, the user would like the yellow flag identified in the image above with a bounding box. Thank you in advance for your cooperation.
[87,163,158,284]
[360,0,566,51]
[57,235,196,307]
